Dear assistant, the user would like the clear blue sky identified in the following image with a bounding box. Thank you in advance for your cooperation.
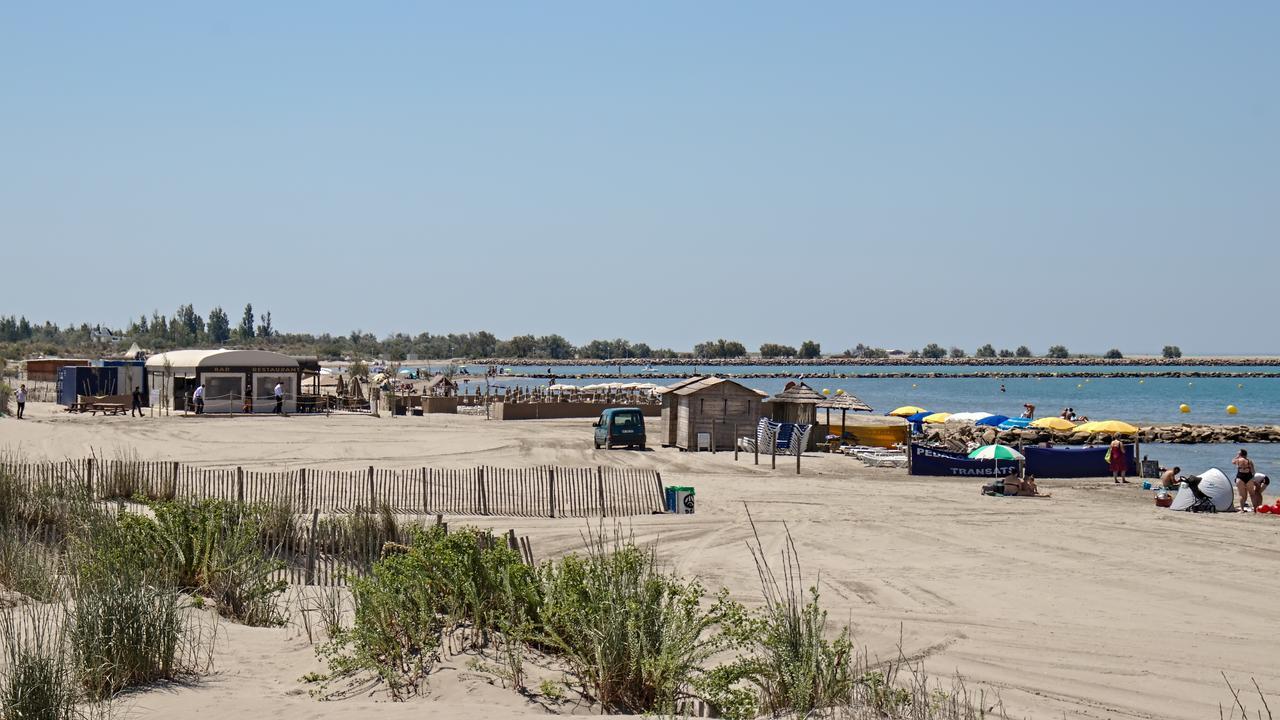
[2,3,1276,354]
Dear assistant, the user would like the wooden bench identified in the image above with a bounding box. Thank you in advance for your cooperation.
[91,403,127,416]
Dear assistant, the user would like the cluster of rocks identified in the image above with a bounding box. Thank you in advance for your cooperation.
[921,423,1280,450]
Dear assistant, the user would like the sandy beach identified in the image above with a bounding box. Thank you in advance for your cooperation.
[3,401,1278,719]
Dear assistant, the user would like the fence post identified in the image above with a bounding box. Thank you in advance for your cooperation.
[305,508,319,585]
[506,528,519,553]
[367,466,375,509]
[796,446,801,475]
[771,438,777,470]
[596,466,606,518]
[477,466,489,516]
[86,457,95,499]
[654,471,665,513]
[299,467,308,509]
[547,466,557,519]
[422,467,429,514]
[236,466,244,504]
[734,423,739,461]
[754,426,759,465]
[711,419,717,453]
[171,461,179,499]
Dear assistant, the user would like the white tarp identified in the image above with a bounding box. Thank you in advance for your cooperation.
[1170,467,1234,511]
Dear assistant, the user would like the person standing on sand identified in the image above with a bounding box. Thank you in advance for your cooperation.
[15,384,27,419]
[1108,438,1128,483]
[273,382,284,414]
[131,386,143,417]
[192,383,205,414]
[1232,449,1257,510]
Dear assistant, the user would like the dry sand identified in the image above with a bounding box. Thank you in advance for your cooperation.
[3,401,1279,719]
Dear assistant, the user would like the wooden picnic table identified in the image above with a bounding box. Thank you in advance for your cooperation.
[65,401,91,413]
[90,403,126,416]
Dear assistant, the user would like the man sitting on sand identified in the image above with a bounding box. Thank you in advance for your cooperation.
[1160,466,1181,489]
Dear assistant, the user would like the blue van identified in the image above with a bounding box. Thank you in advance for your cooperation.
[593,407,646,450]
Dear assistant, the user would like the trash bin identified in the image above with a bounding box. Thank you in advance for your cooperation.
[665,486,695,514]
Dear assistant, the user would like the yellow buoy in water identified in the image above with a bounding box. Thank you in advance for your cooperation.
[1227,405,1238,415]
[822,388,830,395]
[835,389,845,396]
[1179,404,1190,413]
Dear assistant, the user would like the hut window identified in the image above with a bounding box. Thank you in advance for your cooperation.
[700,398,704,413]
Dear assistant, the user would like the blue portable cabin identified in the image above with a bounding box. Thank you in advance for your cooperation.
[56,366,122,406]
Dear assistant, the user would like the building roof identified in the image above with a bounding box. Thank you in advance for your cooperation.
[658,375,768,397]
[425,374,457,389]
[144,349,299,372]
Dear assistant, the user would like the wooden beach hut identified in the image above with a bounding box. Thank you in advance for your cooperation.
[657,376,767,450]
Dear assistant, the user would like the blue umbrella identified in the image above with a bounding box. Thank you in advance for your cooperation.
[906,411,932,423]
[975,414,1009,427]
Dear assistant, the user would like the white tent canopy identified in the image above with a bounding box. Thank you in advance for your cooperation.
[1169,468,1234,512]
[946,412,994,424]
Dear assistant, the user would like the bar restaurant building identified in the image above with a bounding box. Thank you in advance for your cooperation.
[145,349,301,413]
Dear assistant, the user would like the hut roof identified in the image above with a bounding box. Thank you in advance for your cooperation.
[767,382,826,404]
[658,375,767,397]
[425,374,456,389]
[816,393,874,413]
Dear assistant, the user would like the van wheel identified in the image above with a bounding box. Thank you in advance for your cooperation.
[606,440,613,450]
[593,441,600,449]
[637,442,646,451]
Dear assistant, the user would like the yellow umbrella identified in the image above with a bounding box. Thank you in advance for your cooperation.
[1074,420,1138,435]
[1030,417,1076,431]
[922,412,952,424]
[889,405,928,417]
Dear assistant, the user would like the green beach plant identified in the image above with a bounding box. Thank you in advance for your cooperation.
[0,603,82,720]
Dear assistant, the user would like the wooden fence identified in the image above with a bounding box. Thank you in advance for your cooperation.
[0,459,667,518]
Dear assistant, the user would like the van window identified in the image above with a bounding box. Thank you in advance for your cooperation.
[612,412,640,427]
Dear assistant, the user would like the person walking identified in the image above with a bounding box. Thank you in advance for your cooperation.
[1232,449,1257,510]
[273,381,284,415]
[15,384,27,419]
[1108,438,1128,484]
[192,383,205,414]
[131,386,143,417]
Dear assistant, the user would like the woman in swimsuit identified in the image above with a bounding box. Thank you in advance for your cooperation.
[1232,449,1257,510]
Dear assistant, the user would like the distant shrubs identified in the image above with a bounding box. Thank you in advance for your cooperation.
[694,339,747,359]
[1046,345,1070,359]
[974,344,996,358]
[921,344,946,359]
[1105,348,1123,359]
[798,341,821,359]
[1163,345,1182,359]
[1015,345,1032,357]
[759,343,797,359]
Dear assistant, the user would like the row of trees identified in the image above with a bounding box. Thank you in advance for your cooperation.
[0,311,1186,362]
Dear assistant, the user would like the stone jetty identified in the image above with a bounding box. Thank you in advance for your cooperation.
[919,423,1280,451]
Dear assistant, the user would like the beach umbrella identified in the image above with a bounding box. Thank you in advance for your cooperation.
[1074,420,1138,435]
[906,411,932,423]
[1030,417,1076,431]
[922,412,951,424]
[889,405,928,417]
[968,443,1025,476]
[975,414,1008,427]
[967,444,1025,461]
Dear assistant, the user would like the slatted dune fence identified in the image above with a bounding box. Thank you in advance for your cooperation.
[0,459,667,518]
